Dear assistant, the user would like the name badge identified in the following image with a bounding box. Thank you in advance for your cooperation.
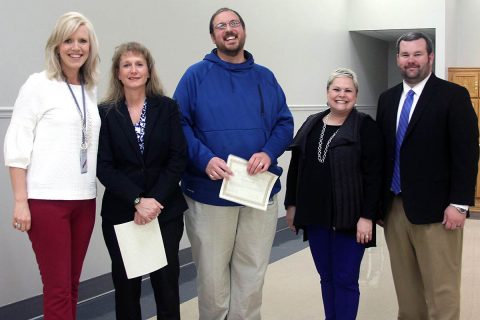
[80,148,88,174]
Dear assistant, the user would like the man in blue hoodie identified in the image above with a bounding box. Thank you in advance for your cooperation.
[174,7,293,320]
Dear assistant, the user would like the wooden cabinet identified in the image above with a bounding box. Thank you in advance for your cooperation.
[448,68,480,209]
[449,69,479,98]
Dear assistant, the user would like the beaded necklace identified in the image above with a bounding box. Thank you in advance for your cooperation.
[317,113,340,163]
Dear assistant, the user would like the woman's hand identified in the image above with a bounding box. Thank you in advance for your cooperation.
[134,211,151,225]
[286,206,296,232]
[13,200,31,232]
[9,167,31,232]
[134,197,163,222]
[356,217,372,244]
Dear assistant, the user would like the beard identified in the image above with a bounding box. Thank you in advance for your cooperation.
[216,31,246,57]
[400,64,430,84]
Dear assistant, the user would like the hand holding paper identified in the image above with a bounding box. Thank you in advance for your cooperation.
[247,151,271,175]
[219,155,278,211]
[114,218,167,279]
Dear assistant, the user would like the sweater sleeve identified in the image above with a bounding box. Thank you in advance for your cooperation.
[4,74,42,169]
[173,71,216,173]
[360,116,384,220]
[261,77,294,162]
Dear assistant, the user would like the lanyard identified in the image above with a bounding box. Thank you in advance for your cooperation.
[65,80,87,149]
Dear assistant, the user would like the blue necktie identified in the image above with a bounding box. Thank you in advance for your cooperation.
[391,89,415,195]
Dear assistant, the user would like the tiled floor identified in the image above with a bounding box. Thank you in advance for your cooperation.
[73,221,308,320]
[22,218,479,319]
[176,219,480,320]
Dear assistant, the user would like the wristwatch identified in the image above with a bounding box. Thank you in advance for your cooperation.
[133,197,141,206]
[452,205,468,214]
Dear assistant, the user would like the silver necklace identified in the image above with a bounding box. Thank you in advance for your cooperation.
[317,114,340,163]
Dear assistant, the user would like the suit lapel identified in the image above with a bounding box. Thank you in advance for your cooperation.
[387,84,403,146]
[404,75,437,139]
[142,96,161,160]
[115,101,144,164]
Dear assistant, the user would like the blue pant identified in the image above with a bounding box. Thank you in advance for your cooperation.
[308,225,365,320]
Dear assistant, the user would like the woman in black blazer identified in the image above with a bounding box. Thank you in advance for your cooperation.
[97,42,187,320]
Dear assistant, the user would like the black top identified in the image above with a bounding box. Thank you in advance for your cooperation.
[301,123,338,225]
[97,95,188,224]
[285,114,383,231]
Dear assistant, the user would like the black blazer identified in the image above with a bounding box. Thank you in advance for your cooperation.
[97,95,188,224]
[376,74,479,224]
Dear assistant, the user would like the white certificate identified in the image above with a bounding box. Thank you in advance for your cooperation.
[219,154,279,211]
[114,218,167,279]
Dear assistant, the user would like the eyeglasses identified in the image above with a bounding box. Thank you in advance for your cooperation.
[214,20,241,30]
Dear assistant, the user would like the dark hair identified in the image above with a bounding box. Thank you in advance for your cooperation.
[209,7,245,34]
[396,32,434,55]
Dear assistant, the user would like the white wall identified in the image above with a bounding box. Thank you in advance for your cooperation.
[1,0,475,308]
[452,0,480,66]
[0,0,377,307]
[387,43,402,88]
[347,0,447,78]
[444,0,458,69]
[348,0,444,31]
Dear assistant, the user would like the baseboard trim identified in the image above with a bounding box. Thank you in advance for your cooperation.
[0,216,288,320]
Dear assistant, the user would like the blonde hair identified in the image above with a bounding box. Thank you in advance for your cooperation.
[102,42,164,105]
[45,12,99,90]
[327,68,359,93]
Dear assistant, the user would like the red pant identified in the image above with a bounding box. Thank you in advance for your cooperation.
[28,199,95,320]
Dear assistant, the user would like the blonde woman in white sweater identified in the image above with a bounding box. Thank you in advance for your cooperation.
[4,12,100,320]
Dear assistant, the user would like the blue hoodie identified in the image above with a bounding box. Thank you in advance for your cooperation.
[174,49,294,206]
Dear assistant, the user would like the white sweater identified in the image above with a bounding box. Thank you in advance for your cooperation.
[4,71,100,200]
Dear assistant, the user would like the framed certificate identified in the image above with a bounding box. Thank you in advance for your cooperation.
[219,154,279,211]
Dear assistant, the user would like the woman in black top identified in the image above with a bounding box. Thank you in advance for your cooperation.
[285,68,383,320]
[97,42,187,320]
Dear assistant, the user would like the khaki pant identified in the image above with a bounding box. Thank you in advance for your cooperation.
[384,196,463,320]
[185,195,278,320]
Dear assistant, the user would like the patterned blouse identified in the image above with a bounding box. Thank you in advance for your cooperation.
[133,100,147,154]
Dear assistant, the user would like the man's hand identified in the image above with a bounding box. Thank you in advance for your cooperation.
[206,157,233,180]
[247,152,271,175]
[442,205,466,230]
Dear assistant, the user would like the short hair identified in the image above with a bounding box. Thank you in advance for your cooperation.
[327,68,359,93]
[45,12,100,90]
[209,7,245,34]
[396,32,434,55]
[102,42,164,105]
